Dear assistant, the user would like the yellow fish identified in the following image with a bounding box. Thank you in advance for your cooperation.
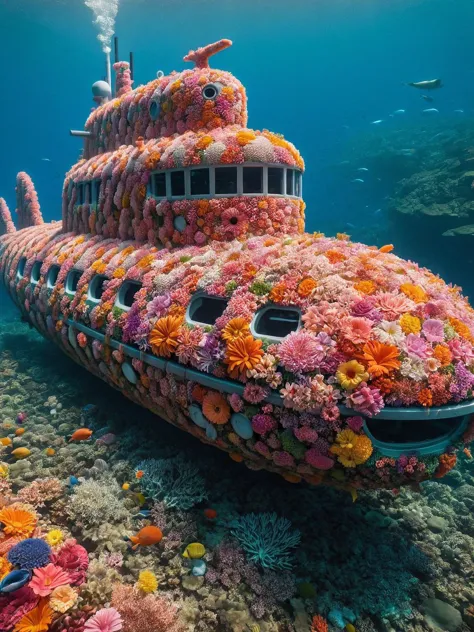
[349,487,358,503]
[11,447,31,459]
[122,483,130,491]
[346,624,357,632]
[0,463,8,478]
[136,492,146,506]
[183,543,205,559]
[0,438,12,447]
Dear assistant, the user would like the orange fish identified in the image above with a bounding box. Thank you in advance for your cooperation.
[135,470,144,479]
[379,244,394,253]
[69,428,93,442]
[0,438,12,447]
[203,508,217,520]
[15,428,25,436]
[128,526,163,550]
[463,447,472,459]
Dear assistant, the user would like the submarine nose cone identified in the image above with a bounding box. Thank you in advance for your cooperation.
[92,80,112,100]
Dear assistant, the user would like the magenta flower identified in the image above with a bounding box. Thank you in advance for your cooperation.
[346,383,384,417]
[422,319,445,342]
[346,416,365,432]
[278,331,325,373]
[84,608,123,632]
[252,414,277,435]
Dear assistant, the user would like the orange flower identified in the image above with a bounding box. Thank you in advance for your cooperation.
[0,505,37,538]
[311,615,328,632]
[137,254,155,269]
[196,135,213,149]
[297,278,318,297]
[434,453,457,478]
[354,280,376,295]
[433,344,452,366]
[418,388,433,407]
[358,340,401,377]
[371,377,394,395]
[236,130,257,146]
[400,283,428,303]
[0,556,12,580]
[149,315,182,357]
[222,317,250,342]
[14,599,52,632]
[269,284,286,303]
[399,313,421,334]
[202,391,231,425]
[449,317,474,342]
[379,244,394,253]
[191,384,206,403]
[140,374,150,389]
[113,267,126,279]
[225,335,264,377]
[324,250,346,264]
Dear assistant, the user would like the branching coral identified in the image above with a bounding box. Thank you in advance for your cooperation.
[110,584,183,632]
[17,478,63,508]
[66,477,130,530]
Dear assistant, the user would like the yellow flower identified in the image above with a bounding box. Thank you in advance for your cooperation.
[49,585,78,613]
[136,570,158,593]
[45,529,64,547]
[400,283,428,303]
[336,360,369,390]
[112,267,126,279]
[399,313,421,334]
[330,429,373,468]
[0,556,12,580]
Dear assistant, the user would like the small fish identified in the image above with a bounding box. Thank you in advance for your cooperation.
[371,119,383,124]
[463,447,472,459]
[122,482,130,491]
[203,508,217,520]
[11,448,31,460]
[0,438,12,447]
[126,525,163,550]
[15,428,25,436]
[69,428,93,442]
[133,509,152,519]
[45,448,55,456]
[351,178,364,183]
[345,624,357,632]
[421,94,434,102]
[423,108,439,114]
[135,492,146,506]
[191,559,207,577]
[345,222,356,229]
[41,158,51,162]
[349,487,358,503]
[454,109,464,113]
[69,475,80,487]
[357,167,369,172]
[407,78,442,90]
[247,626,261,632]
[183,543,206,559]
[0,463,8,478]
[396,148,416,156]
[373,208,382,216]
[393,109,406,114]
[96,433,117,446]
[135,470,144,479]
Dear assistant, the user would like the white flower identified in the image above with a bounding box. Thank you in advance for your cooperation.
[374,320,405,345]
[400,358,427,382]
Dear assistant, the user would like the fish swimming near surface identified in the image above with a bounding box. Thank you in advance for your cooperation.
[454,109,464,113]
[357,167,369,172]
[423,108,439,114]
[351,179,364,183]
[393,109,406,114]
[69,428,93,442]
[41,158,51,162]
[421,94,434,102]
[126,525,163,550]
[11,448,31,460]
[371,119,383,124]
[407,79,442,90]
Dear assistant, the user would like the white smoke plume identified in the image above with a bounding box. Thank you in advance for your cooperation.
[85,0,120,53]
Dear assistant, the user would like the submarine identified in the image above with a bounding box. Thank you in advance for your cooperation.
[1,39,473,492]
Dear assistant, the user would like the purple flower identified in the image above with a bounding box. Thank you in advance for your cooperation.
[146,293,171,318]
[449,362,474,402]
[351,298,382,322]
[122,305,142,343]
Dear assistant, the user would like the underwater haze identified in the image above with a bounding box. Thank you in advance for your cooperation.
[1,1,474,632]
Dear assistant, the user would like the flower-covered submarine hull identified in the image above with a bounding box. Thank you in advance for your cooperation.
[1,40,474,492]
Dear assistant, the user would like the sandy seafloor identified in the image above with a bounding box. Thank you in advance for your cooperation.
[0,297,473,632]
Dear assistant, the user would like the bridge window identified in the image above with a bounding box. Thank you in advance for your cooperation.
[190,168,210,196]
[365,415,465,445]
[286,170,294,196]
[171,171,185,197]
[215,167,237,195]
[252,306,301,339]
[88,275,108,302]
[268,167,284,195]
[152,172,167,198]
[30,261,43,284]
[116,281,142,310]
[16,257,27,279]
[47,265,60,289]
[66,269,82,294]
[243,167,263,194]
[187,294,228,326]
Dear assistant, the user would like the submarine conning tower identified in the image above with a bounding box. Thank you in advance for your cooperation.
[64,39,305,248]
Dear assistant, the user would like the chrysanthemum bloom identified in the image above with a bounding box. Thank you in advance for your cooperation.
[418,388,433,407]
[347,383,384,417]
[400,283,428,303]
[0,506,37,538]
[49,585,78,613]
[202,391,231,425]
[297,277,317,297]
[84,607,123,632]
[433,344,452,366]
[29,563,71,597]
[375,320,405,345]
[335,360,369,390]
[399,313,421,335]
[221,317,250,342]
[330,429,373,467]
[422,319,445,343]
[358,340,401,377]
[278,331,324,373]
[149,315,182,357]
[340,317,373,344]
[354,280,377,295]
[136,570,159,594]
[225,335,263,377]
[404,333,430,360]
[14,598,52,632]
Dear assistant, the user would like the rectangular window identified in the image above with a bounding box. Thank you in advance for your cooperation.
[78,183,84,205]
[215,167,237,194]
[268,167,284,195]
[295,172,302,197]
[243,167,263,194]
[153,172,166,197]
[84,182,92,204]
[170,171,185,197]
[190,169,210,195]
[286,170,294,196]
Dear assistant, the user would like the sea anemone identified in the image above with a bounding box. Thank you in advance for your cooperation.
[136,570,158,594]
[335,360,369,390]
[225,335,263,377]
[221,317,250,342]
[277,331,324,373]
[0,505,37,538]
[29,563,71,597]
[330,429,373,467]
[149,315,182,357]
[13,598,53,632]
[84,607,123,632]
[358,340,401,377]
[49,585,78,613]
[7,538,51,571]
[202,391,231,425]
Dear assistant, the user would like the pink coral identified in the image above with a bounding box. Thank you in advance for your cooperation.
[111,584,183,632]
[17,478,63,508]
[0,197,15,235]
[84,608,123,632]
[304,450,334,470]
[251,414,277,435]
[277,331,324,373]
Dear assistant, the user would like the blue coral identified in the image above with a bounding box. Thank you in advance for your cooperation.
[230,512,301,570]
[7,538,51,570]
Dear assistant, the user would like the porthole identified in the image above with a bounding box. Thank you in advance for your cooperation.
[88,275,108,302]
[66,269,82,295]
[16,257,27,279]
[286,170,294,196]
[202,83,221,101]
[77,183,84,205]
[30,261,43,284]
[268,167,284,195]
[365,415,465,445]
[187,294,228,326]
[252,306,301,340]
[84,182,92,204]
[295,171,302,197]
[47,265,60,289]
[116,281,142,310]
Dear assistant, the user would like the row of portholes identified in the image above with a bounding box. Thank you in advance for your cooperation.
[17,256,301,340]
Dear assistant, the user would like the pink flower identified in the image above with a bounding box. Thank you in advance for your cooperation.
[251,414,277,435]
[448,337,474,363]
[243,383,269,403]
[50,539,89,586]
[375,293,414,320]
[84,608,123,632]
[294,427,319,443]
[278,331,325,373]
[29,563,71,597]
[254,441,271,458]
[346,416,364,432]
[346,383,384,417]
[340,317,373,344]
[404,333,430,359]
[422,319,445,342]
[304,449,334,470]
[228,393,244,412]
